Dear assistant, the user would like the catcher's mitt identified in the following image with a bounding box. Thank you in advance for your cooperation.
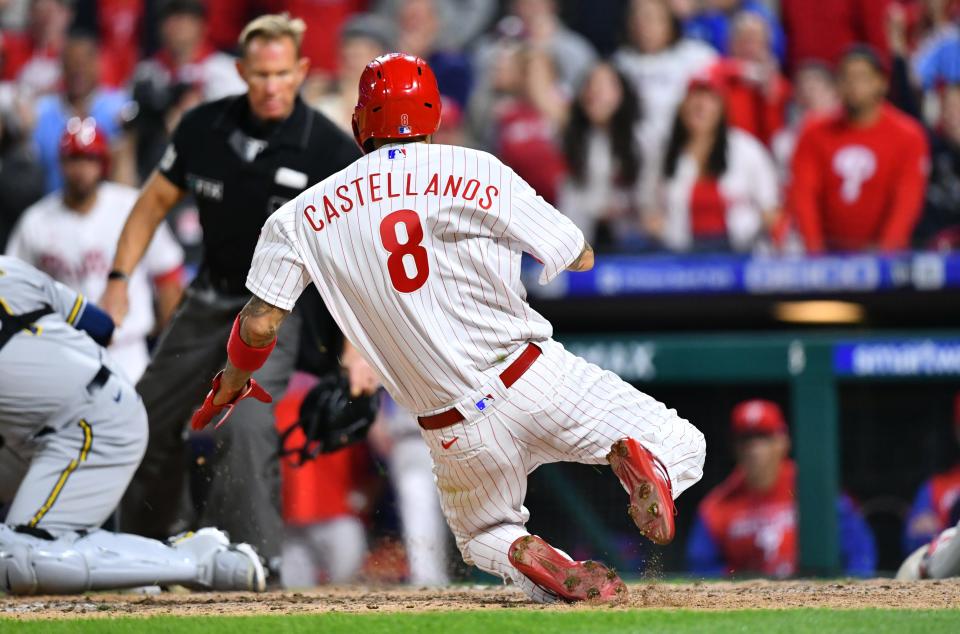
[278,373,379,465]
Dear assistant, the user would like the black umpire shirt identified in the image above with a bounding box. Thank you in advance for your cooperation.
[158,94,360,295]
[158,93,359,375]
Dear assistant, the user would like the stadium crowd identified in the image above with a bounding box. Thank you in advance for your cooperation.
[2,0,960,256]
[1,0,960,586]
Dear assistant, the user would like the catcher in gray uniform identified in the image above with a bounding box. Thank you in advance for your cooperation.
[0,255,264,595]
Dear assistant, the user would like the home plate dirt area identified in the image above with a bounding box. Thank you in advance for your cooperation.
[2,579,959,619]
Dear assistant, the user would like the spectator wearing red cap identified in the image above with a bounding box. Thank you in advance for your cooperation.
[789,46,930,253]
[687,399,876,578]
[6,117,184,381]
[903,394,960,554]
[651,71,780,253]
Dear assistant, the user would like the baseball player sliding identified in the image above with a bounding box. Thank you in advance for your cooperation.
[0,256,264,595]
[191,54,706,603]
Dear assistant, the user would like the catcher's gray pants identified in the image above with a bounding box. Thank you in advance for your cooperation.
[119,286,300,564]
[0,369,146,532]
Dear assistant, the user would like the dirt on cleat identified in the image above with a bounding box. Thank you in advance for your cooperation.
[509,535,629,603]
[607,438,676,545]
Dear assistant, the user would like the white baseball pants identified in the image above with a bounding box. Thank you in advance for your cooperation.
[417,338,706,602]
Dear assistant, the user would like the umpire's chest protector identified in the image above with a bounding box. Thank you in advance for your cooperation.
[160,94,361,286]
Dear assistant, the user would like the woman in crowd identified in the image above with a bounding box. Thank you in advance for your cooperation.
[653,72,780,253]
[613,0,716,150]
[559,62,651,250]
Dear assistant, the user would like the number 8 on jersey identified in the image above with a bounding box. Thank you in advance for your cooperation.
[379,209,429,293]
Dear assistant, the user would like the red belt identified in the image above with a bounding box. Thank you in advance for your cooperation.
[417,343,542,431]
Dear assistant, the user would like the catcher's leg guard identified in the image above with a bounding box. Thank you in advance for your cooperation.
[0,524,265,595]
[169,527,267,592]
[508,535,627,603]
[607,438,676,545]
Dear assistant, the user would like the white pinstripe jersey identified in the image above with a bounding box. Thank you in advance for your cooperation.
[246,142,585,414]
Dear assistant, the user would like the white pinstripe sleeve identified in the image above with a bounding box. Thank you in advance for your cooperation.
[504,168,586,285]
[245,211,311,311]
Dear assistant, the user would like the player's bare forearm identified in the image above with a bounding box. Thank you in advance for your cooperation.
[111,171,184,275]
[215,296,290,403]
[567,242,595,272]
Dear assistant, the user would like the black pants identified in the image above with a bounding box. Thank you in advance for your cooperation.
[119,286,300,565]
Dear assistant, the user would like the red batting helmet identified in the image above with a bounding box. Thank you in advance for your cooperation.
[352,53,442,153]
[59,117,110,175]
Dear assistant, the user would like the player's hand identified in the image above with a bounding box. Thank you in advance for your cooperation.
[342,342,379,397]
[99,279,130,327]
[191,371,273,431]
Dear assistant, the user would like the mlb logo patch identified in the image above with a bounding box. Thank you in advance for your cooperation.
[387,148,407,160]
[475,394,495,411]
[398,125,412,134]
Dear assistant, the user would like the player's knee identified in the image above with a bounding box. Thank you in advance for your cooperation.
[690,424,707,467]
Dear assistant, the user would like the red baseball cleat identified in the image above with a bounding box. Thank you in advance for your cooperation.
[607,438,676,545]
[509,535,628,603]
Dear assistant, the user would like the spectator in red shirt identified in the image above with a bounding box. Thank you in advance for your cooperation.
[708,11,791,146]
[73,0,144,87]
[789,46,929,253]
[654,71,780,253]
[1,0,73,96]
[781,0,893,72]
[485,41,568,204]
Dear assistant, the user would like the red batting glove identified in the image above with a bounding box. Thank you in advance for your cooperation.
[190,370,273,431]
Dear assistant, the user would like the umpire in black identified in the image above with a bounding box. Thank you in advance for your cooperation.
[100,14,369,571]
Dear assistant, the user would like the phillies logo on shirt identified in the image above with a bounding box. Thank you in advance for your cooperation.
[832,145,877,203]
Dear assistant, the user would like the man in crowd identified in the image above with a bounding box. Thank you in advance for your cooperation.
[99,14,374,575]
[129,0,246,181]
[32,28,129,192]
[7,118,183,382]
[687,399,876,577]
[789,46,929,253]
[0,0,73,96]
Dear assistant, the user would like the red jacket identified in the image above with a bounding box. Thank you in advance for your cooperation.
[789,103,928,252]
[781,0,892,71]
[698,461,799,577]
[712,59,791,146]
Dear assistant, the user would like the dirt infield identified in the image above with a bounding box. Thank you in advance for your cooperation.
[2,579,959,620]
